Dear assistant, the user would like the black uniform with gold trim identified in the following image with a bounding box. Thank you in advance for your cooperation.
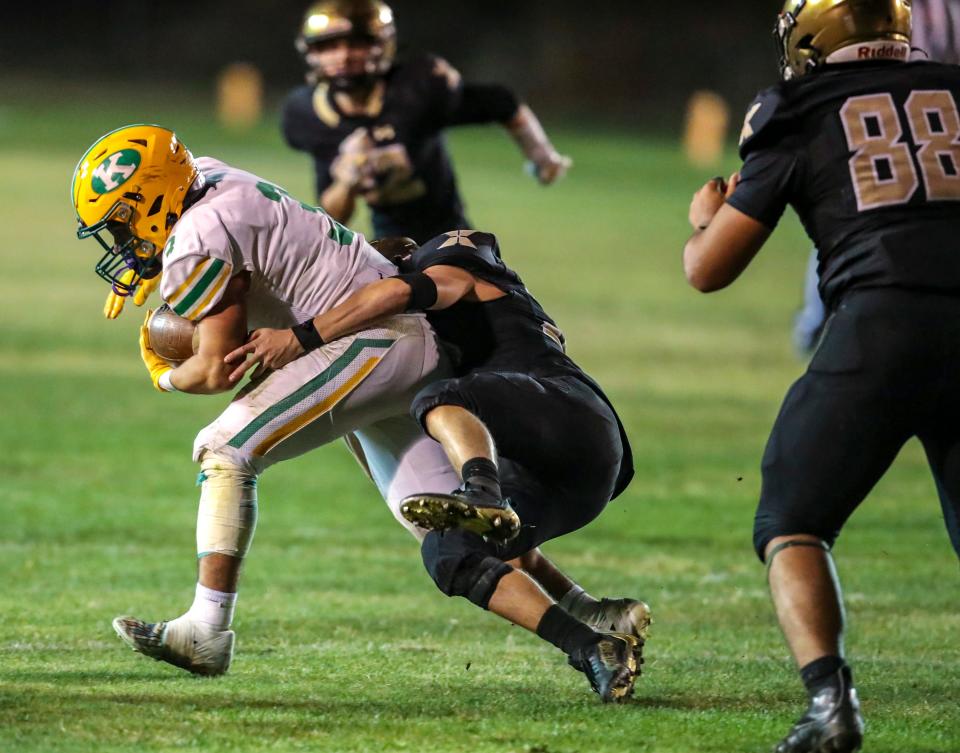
[406,230,634,560]
[732,60,960,309]
[728,59,960,558]
[281,54,518,243]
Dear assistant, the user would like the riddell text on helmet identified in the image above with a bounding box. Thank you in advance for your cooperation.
[858,44,909,60]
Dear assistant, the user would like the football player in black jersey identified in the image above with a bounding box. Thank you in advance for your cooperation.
[792,0,960,355]
[683,1,960,751]
[281,0,571,244]
[224,231,646,703]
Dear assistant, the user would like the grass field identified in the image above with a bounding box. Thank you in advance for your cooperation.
[1,90,958,752]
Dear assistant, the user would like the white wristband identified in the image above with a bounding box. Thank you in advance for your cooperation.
[158,370,179,392]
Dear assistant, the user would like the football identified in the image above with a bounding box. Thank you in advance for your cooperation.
[147,304,199,363]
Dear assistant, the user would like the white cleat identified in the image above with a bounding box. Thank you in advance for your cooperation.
[112,615,234,676]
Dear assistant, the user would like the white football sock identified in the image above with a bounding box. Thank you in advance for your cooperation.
[185,583,237,631]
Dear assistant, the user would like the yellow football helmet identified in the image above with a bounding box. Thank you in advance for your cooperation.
[71,124,198,295]
[295,0,397,87]
[775,0,912,80]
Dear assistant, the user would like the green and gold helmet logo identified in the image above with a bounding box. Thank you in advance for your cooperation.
[90,149,141,194]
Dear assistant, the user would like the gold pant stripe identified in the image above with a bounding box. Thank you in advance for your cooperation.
[252,356,382,457]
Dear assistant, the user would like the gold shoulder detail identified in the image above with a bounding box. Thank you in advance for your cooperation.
[312,84,340,127]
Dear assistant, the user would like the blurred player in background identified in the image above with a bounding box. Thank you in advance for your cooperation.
[71,127,645,702]
[226,231,648,703]
[684,1,960,750]
[793,0,960,354]
[282,0,571,242]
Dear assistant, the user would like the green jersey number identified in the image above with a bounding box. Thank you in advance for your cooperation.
[255,181,356,246]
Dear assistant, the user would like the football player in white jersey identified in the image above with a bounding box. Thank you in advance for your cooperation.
[71,125,648,694]
[72,124,462,676]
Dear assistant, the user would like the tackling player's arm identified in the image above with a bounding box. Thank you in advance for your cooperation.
[146,274,250,394]
[223,266,500,382]
[683,174,771,292]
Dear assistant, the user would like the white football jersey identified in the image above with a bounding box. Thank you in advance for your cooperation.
[160,157,395,328]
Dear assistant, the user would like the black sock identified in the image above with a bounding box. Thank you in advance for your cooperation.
[800,655,849,697]
[461,457,501,497]
[536,604,600,655]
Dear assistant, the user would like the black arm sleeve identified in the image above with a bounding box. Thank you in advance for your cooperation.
[447,83,520,126]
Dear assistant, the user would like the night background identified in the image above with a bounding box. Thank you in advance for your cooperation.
[2,0,775,130]
[2,2,958,753]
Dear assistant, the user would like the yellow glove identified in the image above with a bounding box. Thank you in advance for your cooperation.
[104,271,161,319]
[139,310,173,392]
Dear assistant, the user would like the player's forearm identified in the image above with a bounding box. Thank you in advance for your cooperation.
[312,278,412,342]
[320,181,357,223]
[506,105,571,184]
[507,105,553,160]
[683,231,730,293]
[169,353,237,394]
[506,105,557,165]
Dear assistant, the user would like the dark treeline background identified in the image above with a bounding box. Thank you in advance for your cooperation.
[2,1,780,130]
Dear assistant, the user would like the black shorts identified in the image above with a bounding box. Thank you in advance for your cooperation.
[412,370,625,559]
[754,288,960,559]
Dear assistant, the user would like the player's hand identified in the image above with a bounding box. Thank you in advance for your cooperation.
[530,152,573,185]
[224,328,305,383]
[104,271,161,319]
[139,309,173,391]
[331,127,375,190]
[689,172,739,230]
[331,152,367,189]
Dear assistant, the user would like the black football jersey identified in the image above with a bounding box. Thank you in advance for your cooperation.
[729,60,960,308]
[282,54,514,244]
[407,230,570,375]
[407,230,634,496]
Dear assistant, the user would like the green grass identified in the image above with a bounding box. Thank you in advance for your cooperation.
[1,96,958,753]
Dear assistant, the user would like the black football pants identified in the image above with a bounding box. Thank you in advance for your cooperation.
[412,370,625,561]
[754,288,960,560]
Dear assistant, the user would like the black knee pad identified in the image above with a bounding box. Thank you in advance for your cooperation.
[411,379,477,431]
[421,529,513,608]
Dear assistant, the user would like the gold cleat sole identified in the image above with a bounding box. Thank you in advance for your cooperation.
[608,633,640,703]
[627,601,653,643]
[400,493,521,542]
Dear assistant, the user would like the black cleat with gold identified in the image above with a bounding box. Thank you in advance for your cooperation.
[567,632,640,703]
[400,482,521,542]
[775,670,864,753]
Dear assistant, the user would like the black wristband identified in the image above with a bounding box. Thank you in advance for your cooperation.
[393,272,438,311]
[291,319,325,352]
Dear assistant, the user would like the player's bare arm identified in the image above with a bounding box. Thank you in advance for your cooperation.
[223,264,495,382]
[162,273,250,394]
[319,179,358,223]
[683,174,771,292]
[506,104,572,185]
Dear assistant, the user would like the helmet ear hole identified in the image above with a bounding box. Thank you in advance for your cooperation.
[796,34,814,49]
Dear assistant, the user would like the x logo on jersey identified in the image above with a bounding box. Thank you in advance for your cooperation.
[438,230,476,249]
[739,102,763,146]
